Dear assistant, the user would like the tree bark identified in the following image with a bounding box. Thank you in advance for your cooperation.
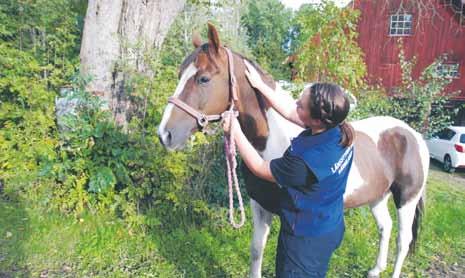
[80,0,185,126]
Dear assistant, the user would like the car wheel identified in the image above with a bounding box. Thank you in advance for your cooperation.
[443,155,455,173]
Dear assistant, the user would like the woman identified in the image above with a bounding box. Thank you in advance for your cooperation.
[222,61,355,278]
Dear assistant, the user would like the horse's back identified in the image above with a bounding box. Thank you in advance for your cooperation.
[351,116,417,138]
[350,116,429,165]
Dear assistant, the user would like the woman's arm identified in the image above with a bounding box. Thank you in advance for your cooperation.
[224,114,275,183]
[244,60,305,127]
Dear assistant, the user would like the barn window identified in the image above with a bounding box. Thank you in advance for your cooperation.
[436,63,460,78]
[389,14,413,36]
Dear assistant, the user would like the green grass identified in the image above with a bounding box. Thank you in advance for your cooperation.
[0,197,181,277]
[1,169,464,277]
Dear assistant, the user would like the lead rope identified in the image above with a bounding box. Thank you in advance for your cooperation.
[223,106,245,229]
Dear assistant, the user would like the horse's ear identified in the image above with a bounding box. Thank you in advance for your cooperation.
[192,30,202,48]
[207,22,221,54]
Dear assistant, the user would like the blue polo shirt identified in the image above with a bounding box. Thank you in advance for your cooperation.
[270,126,353,237]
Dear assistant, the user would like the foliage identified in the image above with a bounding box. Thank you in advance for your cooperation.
[241,0,293,80]
[0,44,56,191]
[50,76,224,230]
[0,0,84,194]
[348,86,395,121]
[389,44,459,136]
[292,1,366,91]
[0,0,84,86]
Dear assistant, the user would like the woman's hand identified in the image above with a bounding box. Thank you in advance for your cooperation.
[222,111,240,136]
[244,60,266,91]
[222,109,275,183]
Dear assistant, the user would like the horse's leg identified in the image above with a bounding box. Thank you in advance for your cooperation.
[250,199,273,278]
[368,192,393,278]
[391,189,424,278]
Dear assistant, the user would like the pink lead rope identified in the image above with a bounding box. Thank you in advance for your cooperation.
[223,106,245,229]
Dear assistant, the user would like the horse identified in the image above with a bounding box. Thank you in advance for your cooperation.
[157,23,429,278]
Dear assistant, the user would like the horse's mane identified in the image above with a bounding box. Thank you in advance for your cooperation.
[178,47,202,78]
[234,52,276,112]
[235,52,276,90]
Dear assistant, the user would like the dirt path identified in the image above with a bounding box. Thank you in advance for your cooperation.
[426,255,465,278]
[429,159,465,190]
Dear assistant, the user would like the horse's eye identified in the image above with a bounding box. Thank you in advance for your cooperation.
[198,76,210,85]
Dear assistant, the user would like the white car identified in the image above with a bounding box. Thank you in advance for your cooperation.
[426,126,465,172]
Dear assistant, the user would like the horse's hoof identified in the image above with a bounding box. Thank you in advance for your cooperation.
[367,268,382,278]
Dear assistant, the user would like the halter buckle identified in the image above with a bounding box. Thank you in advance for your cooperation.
[198,115,209,128]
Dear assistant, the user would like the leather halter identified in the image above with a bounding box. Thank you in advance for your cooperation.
[168,47,239,128]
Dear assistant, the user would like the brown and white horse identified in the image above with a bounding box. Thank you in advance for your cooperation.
[158,23,429,278]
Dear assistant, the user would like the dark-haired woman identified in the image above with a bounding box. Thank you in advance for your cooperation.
[222,61,355,278]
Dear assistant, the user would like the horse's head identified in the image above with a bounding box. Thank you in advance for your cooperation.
[158,23,234,150]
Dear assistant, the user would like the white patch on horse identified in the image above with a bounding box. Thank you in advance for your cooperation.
[250,199,273,278]
[368,192,393,276]
[259,102,302,161]
[158,63,198,135]
[351,116,412,145]
[344,162,365,199]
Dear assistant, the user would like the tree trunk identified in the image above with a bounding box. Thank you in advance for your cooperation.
[80,0,185,126]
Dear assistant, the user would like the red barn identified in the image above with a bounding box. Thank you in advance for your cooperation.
[353,0,465,124]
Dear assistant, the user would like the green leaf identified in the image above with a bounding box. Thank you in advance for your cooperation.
[88,167,116,193]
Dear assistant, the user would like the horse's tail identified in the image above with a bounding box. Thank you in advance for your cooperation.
[409,190,425,254]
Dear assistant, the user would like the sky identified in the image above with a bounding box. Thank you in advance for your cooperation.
[280,0,352,10]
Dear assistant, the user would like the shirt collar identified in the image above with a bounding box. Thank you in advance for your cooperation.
[292,126,341,149]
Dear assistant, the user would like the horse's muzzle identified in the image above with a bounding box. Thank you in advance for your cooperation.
[157,128,172,148]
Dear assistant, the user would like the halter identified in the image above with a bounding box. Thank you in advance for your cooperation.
[168,47,239,128]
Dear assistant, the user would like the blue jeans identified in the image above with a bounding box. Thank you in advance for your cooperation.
[275,222,345,278]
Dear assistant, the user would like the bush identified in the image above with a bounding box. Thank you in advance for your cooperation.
[0,44,58,194]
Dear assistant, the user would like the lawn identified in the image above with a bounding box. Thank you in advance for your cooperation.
[1,161,464,277]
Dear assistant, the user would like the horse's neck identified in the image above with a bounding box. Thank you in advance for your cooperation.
[235,81,270,151]
[237,83,303,159]
[228,54,272,151]
[232,56,303,155]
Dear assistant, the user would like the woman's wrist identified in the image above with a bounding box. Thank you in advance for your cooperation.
[263,84,275,97]
[231,119,242,139]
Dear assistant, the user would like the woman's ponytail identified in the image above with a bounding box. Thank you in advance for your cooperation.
[339,121,355,147]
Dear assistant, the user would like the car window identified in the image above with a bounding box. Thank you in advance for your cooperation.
[433,130,446,139]
[445,129,456,140]
[438,128,455,140]
[431,131,441,138]
[460,134,465,144]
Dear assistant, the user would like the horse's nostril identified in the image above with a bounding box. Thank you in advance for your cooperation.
[158,133,165,146]
[158,129,172,147]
